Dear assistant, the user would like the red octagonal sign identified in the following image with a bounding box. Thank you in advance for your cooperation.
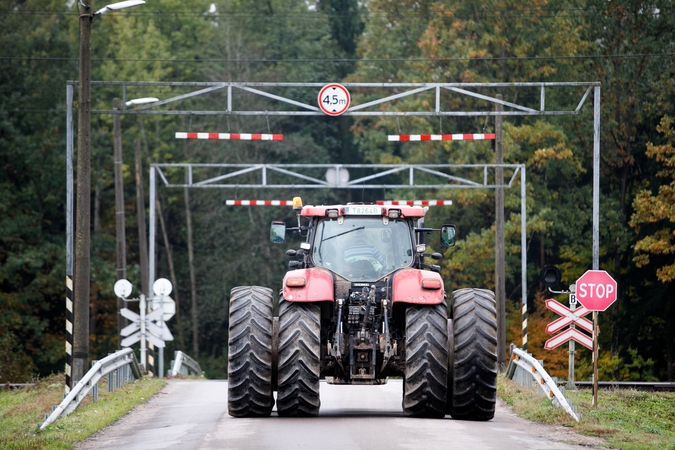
[575,270,617,311]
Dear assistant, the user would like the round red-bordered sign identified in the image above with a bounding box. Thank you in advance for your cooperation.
[318,83,350,116]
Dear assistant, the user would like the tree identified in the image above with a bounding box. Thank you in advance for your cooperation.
[631,116,675,282]
[0,0,73,381]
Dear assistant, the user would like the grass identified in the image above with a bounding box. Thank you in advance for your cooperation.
[2,372,673,449]
[498,374,675,450]
[0,373,165,450]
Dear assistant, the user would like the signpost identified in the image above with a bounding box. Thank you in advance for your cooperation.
[575,270,618,407]
[544,291,592,389]
[544,299,593,350]
[114,278,175,375]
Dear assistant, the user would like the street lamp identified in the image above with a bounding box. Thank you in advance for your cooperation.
[125,97,159,107]
[72,0,145,387]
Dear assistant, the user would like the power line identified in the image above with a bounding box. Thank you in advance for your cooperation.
[2,53,674,63]
[1,8,673,19]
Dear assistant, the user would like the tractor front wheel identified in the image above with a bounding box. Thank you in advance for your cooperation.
[402,302,449,418]
[276,298,321,416]
[449,288,498,421]
[227,286,275,417]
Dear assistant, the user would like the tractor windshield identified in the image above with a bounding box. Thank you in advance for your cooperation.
[312,217,414,281]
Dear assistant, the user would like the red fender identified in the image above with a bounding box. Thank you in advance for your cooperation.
[282,268,335,302]
[391,268,445,305]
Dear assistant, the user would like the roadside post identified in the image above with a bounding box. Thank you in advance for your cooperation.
[540,267,617,405]
[539,266,591,390]
[114,278,174,374]
[574,270,618,407]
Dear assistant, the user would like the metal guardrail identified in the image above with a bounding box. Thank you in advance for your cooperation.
[40,348,142,430]
[507,344,580,422]
[558,381,675,392]
[169,351,202,377]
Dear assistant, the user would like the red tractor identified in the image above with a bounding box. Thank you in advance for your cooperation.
[227,198,497,419]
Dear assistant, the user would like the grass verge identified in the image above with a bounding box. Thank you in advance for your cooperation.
[498,374,675,450]
[0,373,165,450]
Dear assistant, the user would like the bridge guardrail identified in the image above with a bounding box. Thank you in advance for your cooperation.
[40,348,141,430]
[169,351,202,377]
[507,344,580,422]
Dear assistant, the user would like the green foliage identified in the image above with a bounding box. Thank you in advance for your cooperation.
[0,1,73,383]
[630,116,675,281]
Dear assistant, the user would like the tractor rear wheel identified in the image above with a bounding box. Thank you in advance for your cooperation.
[276,298,321,416]
[449,288,498,421]
[402,302,448,418]
[227,286,275,417]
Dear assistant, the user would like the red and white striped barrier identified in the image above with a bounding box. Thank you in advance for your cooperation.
[377,200,453,206]
[226,200,293,206]
[388,133,495,142]
[223,200,453,206]
[176,132,283,141]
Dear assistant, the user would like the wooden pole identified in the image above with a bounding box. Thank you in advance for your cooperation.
[185,177,199,356]
[73,5,92,385]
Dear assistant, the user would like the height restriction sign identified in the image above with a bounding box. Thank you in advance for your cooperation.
[318,83,350,116]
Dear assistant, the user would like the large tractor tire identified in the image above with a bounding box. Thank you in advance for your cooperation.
[276,297,321,416]
[227,286,275,417]
[449,288,498,421]
[402,302,449,418]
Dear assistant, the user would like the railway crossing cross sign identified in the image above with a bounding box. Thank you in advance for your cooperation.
[575,270,618,311]
[544,299,593,350]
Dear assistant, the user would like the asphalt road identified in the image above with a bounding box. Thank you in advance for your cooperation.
[76,379,605,450]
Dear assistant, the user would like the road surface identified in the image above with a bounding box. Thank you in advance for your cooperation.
[77,379,605,450]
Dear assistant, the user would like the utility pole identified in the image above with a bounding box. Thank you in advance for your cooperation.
[495,94,506,371]
[113,98,127,349]
[135,140,149,296]
[72,3,93,385]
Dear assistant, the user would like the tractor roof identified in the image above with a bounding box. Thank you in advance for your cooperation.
[300,204,426,218]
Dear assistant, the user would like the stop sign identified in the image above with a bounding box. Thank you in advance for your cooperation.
[575,270,617,311]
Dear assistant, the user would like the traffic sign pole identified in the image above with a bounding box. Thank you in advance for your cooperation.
[140,293,147,371]
[575,270,617,408]
[568,288,577,390]
[593,311,599,407]
[159,295,164,378]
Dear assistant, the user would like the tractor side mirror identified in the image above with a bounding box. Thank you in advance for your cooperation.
[440,224,456,247]
[270,221,286,243]
[539,265,562,288]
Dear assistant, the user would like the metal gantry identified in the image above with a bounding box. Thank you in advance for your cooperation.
[66,80,602,357]
[80,80,599,118]
[146,162,526,335]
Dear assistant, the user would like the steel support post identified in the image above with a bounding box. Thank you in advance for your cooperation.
[135,140,149,296]
[521,166,527,350]
[113,98,127,349]
[592,86,601,406]
[495,95,506,370]
[140,294,147,370]
[65,84,74,393]
[593,86,601,270]
[149,166,161,377]
[567,288,577,390]
[73,7,93,385]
